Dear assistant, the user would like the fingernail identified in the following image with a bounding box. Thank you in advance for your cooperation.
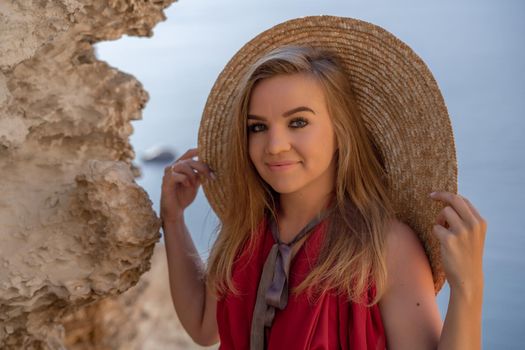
[210,172,217,180]
[430,192,436,197]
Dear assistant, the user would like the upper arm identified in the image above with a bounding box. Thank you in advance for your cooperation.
[378,219,443,350]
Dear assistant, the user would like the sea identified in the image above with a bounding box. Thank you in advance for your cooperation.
[95,0,525,348]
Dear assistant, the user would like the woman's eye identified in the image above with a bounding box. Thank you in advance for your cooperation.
[290,118,308,128]
[247,118,308,133]
[247,123,266,133]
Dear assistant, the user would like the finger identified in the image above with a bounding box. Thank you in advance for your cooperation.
[430,191,476,226]
[435,211,448,229]
[431,223,450,243]
[166,161,196,183]
[162,168,188,185]
[174,162,200,185]
[461,196,488,236]
[438,205,465,235]
[175,148,198,162]
[459,195,482,220]
[183,159,215,179]
[169,158,215,180]
[168,172,192,187]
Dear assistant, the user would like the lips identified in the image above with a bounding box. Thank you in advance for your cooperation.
[266,161,299,171]
[267,161,298,166]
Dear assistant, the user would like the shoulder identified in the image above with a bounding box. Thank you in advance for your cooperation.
[381,218,434,294]
[384,218,422,252]
[383,219,429,272]
[378,218,442,349]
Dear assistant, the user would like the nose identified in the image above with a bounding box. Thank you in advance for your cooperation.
[265,126,291,155]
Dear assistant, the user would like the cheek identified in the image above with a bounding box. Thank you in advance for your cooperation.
[248,137,261,165]
[311,126,337,164]
[323,124,337,152]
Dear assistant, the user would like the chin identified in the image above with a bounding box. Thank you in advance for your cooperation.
[267,181,302,194]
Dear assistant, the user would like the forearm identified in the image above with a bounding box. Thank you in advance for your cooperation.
[163,214,207,343]
[438,284,483,350]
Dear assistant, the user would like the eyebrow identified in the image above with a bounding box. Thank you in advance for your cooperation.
[247,106,316,121]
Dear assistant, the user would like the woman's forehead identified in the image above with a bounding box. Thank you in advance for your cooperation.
[248,73,327,117]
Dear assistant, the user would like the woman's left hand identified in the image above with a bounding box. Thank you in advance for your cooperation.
[430,191,487,295]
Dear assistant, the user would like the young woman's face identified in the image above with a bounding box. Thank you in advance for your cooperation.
[247,72,338,196]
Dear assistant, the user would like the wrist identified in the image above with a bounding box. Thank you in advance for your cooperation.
[161,212,184,227]
[449,280,484,305]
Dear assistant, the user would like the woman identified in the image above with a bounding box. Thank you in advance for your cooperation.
[161,16,486,349]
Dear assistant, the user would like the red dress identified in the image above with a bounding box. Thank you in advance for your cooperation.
[216,215,387,349]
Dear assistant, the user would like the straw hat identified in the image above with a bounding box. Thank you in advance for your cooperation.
[197,15,457,294]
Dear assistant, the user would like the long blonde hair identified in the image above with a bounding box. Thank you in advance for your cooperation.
[205,45,396,306]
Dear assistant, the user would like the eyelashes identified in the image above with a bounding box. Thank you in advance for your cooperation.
[247,117,309,133]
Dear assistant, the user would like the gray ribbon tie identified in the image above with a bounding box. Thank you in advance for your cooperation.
[250,208,333,349]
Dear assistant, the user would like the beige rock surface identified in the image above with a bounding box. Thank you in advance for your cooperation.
[0,0,213,349]
[62,244,218,350]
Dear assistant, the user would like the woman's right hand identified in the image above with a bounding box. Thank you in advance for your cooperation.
[160,147,216,224]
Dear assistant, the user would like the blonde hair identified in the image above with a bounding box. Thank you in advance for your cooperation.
[205,45,396,306]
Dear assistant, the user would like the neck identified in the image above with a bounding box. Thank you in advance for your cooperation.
[278,190,334,224]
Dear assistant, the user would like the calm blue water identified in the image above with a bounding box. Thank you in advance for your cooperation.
[95,0,525,348]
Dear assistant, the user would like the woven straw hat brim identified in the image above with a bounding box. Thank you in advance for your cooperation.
[198,15,457,294]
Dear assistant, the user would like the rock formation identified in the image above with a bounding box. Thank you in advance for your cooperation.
[0,1,189,348]
[61,244,216,350]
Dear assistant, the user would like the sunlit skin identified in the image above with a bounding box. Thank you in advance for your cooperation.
[247,73,338,240]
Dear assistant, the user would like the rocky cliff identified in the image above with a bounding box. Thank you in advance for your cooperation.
[0,1,200,348]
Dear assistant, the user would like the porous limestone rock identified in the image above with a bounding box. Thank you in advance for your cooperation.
[61,244,217,350]
[0,0,178,348]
